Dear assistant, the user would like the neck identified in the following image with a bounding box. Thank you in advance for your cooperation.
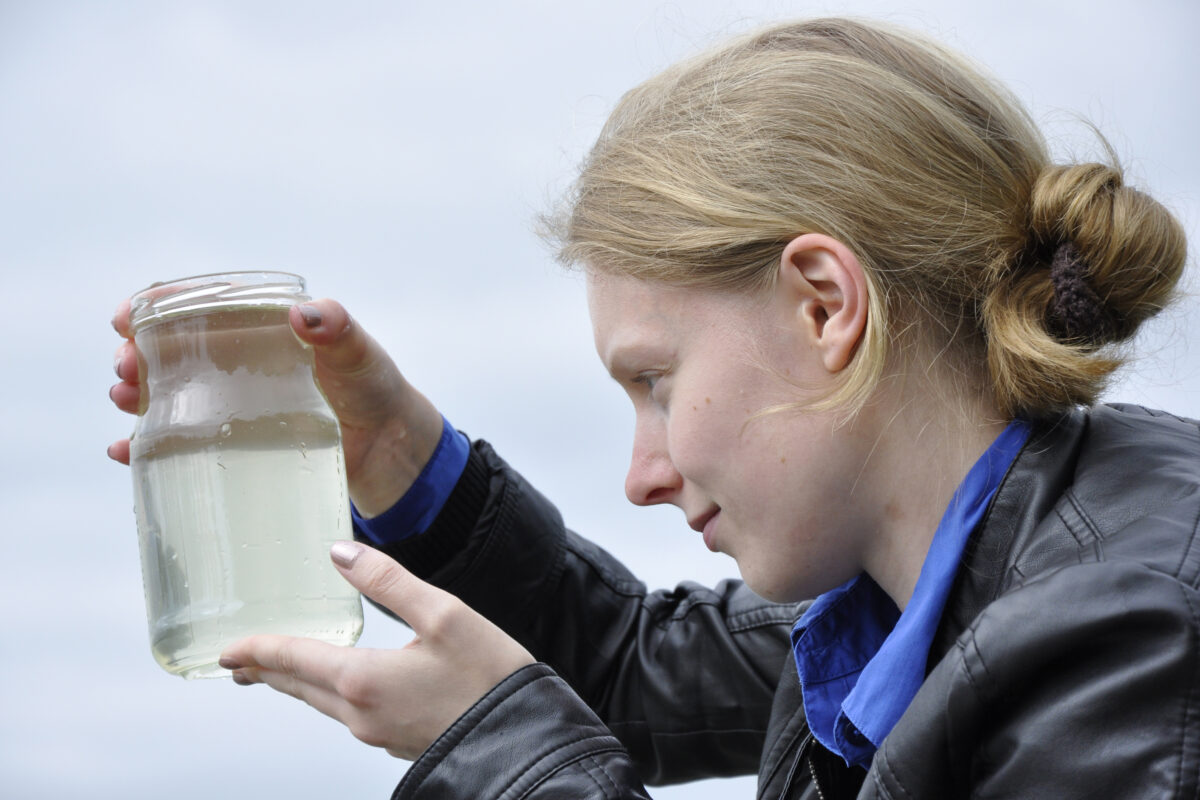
[853,384,1008,611]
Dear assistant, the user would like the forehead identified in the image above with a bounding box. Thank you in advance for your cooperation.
[586,269,765,369]
[586,271,676,326]
[586,271,686,353]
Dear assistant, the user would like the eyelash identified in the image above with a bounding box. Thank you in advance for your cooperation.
[632,372,662,392]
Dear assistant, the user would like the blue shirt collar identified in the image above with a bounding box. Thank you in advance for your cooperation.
[791,418,1031,768]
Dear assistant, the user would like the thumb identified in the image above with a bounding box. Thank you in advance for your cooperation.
[290,299,377,375]
[329,540,449,631]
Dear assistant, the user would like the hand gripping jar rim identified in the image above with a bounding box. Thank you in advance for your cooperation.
[130,271,310,332]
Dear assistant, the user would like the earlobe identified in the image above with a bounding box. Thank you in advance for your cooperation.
[777,234,869,373]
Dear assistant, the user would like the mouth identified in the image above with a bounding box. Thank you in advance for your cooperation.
[688,508,721,552]
[687,508,718,533]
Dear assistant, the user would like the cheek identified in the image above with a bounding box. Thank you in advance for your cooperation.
[665,401,736,482]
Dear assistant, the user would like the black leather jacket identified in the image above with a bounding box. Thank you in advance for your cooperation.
[374,404,1200,799]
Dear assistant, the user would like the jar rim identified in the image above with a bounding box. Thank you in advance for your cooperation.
[130,271,309,331]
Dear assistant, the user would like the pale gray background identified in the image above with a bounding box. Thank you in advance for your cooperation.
[1,1,1196,798]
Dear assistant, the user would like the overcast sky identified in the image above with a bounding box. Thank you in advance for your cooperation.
[1,1,1196,798]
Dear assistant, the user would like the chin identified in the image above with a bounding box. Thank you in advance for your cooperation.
[739,570,804,604]
[740,560,836,604]
[756,586,807,604]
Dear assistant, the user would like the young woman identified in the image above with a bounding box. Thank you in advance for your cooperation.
[109,17,1196,799]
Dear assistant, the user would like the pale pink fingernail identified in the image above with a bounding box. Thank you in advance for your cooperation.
[330,540,363,568]
[298,304,323,328]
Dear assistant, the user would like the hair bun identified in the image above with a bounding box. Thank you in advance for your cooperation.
[982,159,1186,416]
[1027,162,1185,346]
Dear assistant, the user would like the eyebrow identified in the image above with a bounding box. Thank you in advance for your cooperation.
[602,339,671,381]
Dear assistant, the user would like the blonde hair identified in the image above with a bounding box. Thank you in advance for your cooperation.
[544,18,1187,419]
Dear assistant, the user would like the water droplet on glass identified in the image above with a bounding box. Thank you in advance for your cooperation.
[219,423,232,437]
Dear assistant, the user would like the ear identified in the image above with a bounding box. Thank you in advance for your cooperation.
[776,233,869,373]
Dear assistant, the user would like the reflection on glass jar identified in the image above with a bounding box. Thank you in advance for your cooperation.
[129,272,363,679]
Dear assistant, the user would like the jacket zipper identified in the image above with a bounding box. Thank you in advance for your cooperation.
[806,746,828,800]
[777,732,816,800]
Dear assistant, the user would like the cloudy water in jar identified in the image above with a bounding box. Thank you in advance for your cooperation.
[129,301,362,679]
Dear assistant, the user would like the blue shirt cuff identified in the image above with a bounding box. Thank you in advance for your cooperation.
[351,416,470,544]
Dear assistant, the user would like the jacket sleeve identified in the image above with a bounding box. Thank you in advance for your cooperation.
[370,439,798,790]
[863,560,1200,799]
[390,664,654,799]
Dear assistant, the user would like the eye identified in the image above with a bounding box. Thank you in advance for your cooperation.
[632,372,660,392]
[632,371,670,404]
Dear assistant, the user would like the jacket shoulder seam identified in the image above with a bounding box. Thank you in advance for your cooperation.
[728,608,801,632]
[653,597,795,631]
[635,584,797,630]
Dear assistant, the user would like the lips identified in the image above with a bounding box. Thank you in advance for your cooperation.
[688,508,721,552]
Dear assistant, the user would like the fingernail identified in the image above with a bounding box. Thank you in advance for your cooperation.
[114,354,123,378]
[298,304,323,328]
[231,670,252,686]
[218,656,242,670]
[330,540,363,568]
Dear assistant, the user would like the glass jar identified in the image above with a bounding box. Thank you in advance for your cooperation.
[128,271,363,679]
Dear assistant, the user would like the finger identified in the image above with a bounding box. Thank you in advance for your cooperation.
[233,664,355,721]
[111,297,133,339]
[109,380,141,414]
[220,634,347,695]
[288,299,377,374]
[107,439,131,465]
[236,662,417,757]
[329,541,456,634]
[114,341,138,382]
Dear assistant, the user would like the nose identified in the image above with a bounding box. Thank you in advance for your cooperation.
[625,414,683,506]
